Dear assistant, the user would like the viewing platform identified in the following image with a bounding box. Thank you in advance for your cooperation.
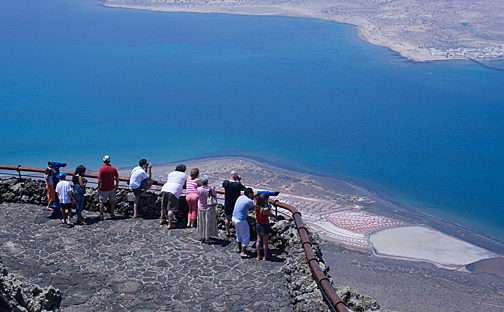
[0,202,292,311]
[0,166,367,312]
[2,162,504,312]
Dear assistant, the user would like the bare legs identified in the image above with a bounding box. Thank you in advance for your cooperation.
[99,203,105,220]
[225,215,232,235]
[133,195,141,218]
[237,242,248,257]
[61,206,72,224]
[100,201,116,220]
[167,210,175,228]
[256,234,269,260]
[46,199,54,211]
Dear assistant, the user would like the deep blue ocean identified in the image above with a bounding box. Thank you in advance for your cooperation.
[1,0,503,243]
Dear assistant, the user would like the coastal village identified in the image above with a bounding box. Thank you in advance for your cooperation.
[429,46,504,59]
[2,0,504,310]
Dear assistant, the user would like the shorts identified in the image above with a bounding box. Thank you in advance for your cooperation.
[133,179,148,197]
[161,192,178,212]
[61,203,73,211]
[99,189,116,203]
[256,222,272,235]
[224,201,235,216]
[46,184,55,201]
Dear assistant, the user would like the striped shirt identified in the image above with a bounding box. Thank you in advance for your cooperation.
[186,177,198,194]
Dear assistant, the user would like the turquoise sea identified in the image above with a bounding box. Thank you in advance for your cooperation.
[1,1,503,247]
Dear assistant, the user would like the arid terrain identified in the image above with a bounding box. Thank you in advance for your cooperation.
[104,0,504,61]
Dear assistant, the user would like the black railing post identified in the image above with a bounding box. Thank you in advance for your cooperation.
[16,165,22,180]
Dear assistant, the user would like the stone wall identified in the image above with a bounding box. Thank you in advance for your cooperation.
[0,177,188,223]
[0,177,389,312]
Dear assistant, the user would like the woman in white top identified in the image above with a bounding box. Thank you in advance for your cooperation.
[160,164,187,229]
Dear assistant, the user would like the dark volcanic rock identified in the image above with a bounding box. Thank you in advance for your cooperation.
[0,257,61,312]
[0,177,389,312]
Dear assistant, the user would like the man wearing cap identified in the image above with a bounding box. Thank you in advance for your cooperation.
[55,172,76,226]
[98,155,119,220]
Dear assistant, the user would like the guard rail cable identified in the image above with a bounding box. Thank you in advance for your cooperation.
[0,165,348,312]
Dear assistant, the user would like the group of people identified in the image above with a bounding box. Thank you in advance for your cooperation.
[157,164,219,242]
[43,157,274,259]
[44,161,85,226]
[222,171,273,260]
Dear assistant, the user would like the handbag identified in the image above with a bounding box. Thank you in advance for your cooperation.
[207,187,218,206]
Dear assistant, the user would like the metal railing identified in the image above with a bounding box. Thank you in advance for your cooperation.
[0,164,348,312]
[268,199,349,312]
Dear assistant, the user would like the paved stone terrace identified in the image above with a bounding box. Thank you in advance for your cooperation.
[0,203,291,312]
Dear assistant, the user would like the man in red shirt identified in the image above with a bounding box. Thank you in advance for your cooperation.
[98,155,119,220]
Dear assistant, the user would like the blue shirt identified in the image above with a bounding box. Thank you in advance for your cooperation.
[232,195,254,221]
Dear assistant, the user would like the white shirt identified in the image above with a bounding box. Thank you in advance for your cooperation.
[55,180,72,204]
[161,171,186,198]
[129,166,148,190]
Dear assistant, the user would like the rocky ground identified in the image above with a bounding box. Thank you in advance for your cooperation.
[0,256,61,312]
[0,176,393,312]
[0,202,292,311]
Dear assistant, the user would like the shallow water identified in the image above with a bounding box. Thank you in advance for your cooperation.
[1,0,503,244]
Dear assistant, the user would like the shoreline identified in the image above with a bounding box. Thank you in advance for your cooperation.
[2,155,503,278]
[146,155,504,252]
[101,2,498,63]
[110,155,503,274]
[5,154,502,266]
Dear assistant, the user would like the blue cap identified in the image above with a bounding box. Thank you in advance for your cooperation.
[57,172,67,178]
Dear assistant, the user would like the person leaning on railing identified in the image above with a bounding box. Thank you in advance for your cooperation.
[129,159,154,218]
[159,164,187,229]
[186,168,202,228]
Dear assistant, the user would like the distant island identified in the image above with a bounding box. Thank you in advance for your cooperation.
[104,0,504,61]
